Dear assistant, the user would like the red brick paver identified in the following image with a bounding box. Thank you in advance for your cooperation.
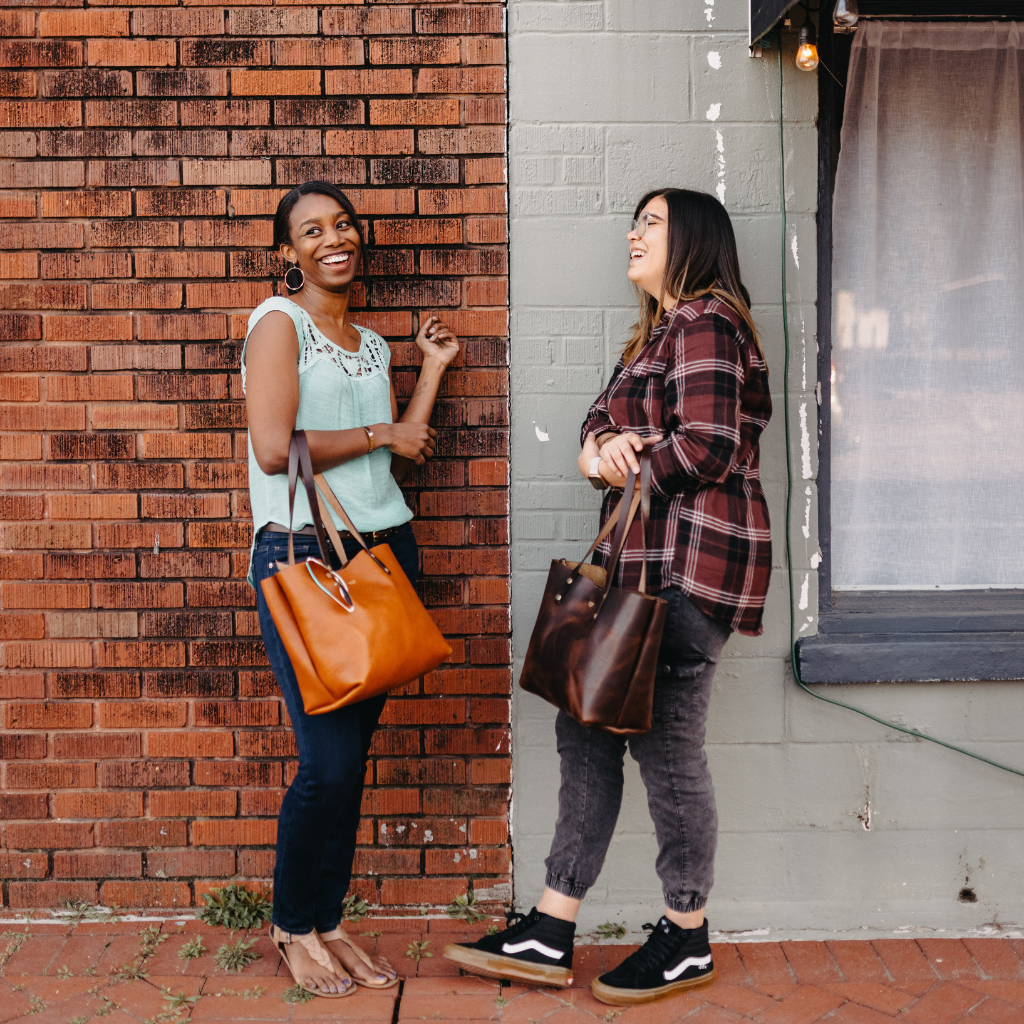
[0,918,1021,1022]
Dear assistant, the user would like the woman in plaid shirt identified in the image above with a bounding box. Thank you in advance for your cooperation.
[445,189,772,1005]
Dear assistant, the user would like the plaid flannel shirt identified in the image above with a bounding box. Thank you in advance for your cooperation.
[581,297,773,635]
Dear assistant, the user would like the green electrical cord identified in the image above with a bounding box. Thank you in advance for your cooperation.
[776,40,1024,779]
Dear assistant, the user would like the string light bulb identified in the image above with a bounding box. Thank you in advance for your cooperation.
[833,0,859,28]
[796,16,819,71]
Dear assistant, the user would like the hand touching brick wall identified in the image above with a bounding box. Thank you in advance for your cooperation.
[0,0,510,913]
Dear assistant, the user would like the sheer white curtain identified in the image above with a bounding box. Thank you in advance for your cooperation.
[831,21,1024,589]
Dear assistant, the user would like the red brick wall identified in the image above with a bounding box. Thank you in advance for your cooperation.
[0,2,510,913]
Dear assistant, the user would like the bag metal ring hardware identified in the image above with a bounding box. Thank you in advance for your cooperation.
[306,558,355,613]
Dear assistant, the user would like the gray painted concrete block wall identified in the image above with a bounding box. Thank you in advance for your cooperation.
[507,0,1024,939]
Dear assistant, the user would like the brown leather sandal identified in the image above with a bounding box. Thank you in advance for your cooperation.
[270,924,356,998]
[319,927,399,989]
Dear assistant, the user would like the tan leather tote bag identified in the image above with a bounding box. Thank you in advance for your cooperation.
[260,431,451,715]
[519,452,667,734]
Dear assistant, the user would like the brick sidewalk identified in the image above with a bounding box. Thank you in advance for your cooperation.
[0,917,1022,1022]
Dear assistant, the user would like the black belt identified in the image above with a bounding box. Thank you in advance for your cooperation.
[262,523,404,544]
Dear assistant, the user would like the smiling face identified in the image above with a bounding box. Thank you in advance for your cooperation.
[627,195,674,306]
[279,192,362,291]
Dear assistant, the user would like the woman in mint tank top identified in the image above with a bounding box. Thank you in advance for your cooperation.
[241,181,460,999]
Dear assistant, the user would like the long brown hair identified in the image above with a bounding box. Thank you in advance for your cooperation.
[624,188,764,367]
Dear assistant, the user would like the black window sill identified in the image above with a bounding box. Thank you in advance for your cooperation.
[796,591,1024,683]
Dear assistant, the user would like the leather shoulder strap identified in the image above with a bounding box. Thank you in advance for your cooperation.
[288,431,332,566]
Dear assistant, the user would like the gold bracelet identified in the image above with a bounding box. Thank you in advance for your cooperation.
[363,427,375,453]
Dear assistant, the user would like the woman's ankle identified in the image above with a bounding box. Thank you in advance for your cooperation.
[664,906,705,930]
[536,886,582,923]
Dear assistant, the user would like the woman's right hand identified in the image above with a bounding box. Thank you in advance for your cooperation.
[377,422,437,464]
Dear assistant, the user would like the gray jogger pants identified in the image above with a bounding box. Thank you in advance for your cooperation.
[543,588,732,913]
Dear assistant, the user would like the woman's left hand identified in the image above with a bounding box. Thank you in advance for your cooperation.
[415,316,460,369]
[599,432,662,488]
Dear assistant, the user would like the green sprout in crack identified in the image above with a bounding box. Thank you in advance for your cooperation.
[495,995,509,1008]
[342,895,370,923]
[25,995,44,1015]
[199,883,272,932]
[95,995,121,1018]
[177,936,207,962]
[110,960,149,982]
[214,937,261,974]
[56,964,73,979]
[164,990,200,1012]
[406,939,432,963]
[62,900,104,926]
[485,924,499,936]
[596,921,626,941]
[283,983,317,1005]
[446,890,487,924]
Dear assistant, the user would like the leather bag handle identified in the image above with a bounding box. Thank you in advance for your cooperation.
[314,472,391,575]
[286,431,333,568]
[567,450,652,618]
[603,451,651,588]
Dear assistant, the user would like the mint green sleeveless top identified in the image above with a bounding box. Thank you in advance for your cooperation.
[241,297,413,585]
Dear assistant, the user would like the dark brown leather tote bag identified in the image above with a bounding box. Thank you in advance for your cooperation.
[519,452,667,734]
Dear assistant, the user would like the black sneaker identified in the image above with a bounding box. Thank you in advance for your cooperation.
[443,908,575,987]
[591,917,715,1005]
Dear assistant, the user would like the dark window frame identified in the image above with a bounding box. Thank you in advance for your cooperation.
[796,2,1024,683]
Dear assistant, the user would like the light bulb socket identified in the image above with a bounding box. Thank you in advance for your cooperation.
[798,19,817,48]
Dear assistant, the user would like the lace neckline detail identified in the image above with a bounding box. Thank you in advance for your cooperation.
[293,304,388,380]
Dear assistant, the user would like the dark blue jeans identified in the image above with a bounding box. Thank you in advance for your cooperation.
[253,522,418,934]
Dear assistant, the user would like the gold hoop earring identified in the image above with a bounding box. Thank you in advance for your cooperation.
[284,265,304,292]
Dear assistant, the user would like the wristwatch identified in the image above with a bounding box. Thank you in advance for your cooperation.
[588,455,608,490]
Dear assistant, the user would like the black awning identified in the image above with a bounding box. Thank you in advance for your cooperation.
[750,0,802,45]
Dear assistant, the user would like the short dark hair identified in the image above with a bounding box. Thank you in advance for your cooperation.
[272,181,366,256]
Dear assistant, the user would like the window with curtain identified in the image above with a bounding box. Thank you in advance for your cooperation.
[831,21,1024,590]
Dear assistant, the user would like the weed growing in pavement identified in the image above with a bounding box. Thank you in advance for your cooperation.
[485,924,499,936]
[217,985,267,999]
[342,895,370,922]
[283,983,316,1005]
[596,922,627,940]
[0,931,28,968]
[110,960,149,982]
[495,995,509,1008]
[177,936,207,962]
[25,995,44,1015]
[56,965,73,979]
[604,1012,623,1022]
[62,900,105,926]
[163,990,201,1014]
[446,890,487,924]
[142,988,200,1024]
[199,884,272,931]
[70,1017,89,1024]
[406,940,432,963]
[214,937,260,974]
[110,924,167,982]
[361,930,382,937]
[94,995,120,1017]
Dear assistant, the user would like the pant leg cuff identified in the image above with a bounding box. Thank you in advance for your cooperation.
[664,894,707,914]
[544,872,590,902]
